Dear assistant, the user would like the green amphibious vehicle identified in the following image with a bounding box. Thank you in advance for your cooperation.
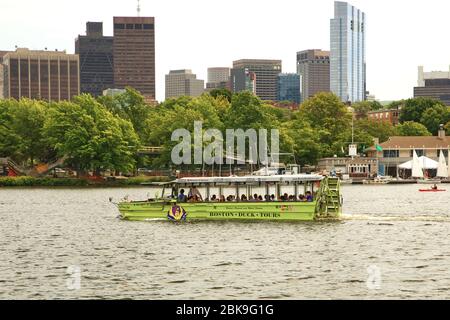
[117,175,342,222]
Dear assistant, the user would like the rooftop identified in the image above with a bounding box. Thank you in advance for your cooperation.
[367,136,450,150]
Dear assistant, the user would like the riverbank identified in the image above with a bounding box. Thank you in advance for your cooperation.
[0,176,171,188]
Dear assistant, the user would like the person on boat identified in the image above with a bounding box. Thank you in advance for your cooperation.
[177,189,187,202]
[241,194,248,202]
[210,195,217,202]
[264,195,270,202]
[270,194,276,202]
[305,191,313,202]
[299,195,306,202]
[188,186,203,201]
[258,195,263,201]
[253,194,259,202]
[219,195,225,202]
[432,184,438,190]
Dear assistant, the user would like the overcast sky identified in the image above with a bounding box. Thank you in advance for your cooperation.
[1,0,448,102]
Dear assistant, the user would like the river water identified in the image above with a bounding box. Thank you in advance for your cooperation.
[1,184,450,300]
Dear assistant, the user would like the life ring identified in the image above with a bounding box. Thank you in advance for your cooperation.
[168,205,187,222]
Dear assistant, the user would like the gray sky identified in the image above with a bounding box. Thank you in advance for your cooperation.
[1,0,447,102]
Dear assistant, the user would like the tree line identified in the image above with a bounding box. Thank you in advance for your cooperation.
[1,87,449,175]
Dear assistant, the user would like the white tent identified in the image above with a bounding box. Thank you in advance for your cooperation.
[399,156,439,170]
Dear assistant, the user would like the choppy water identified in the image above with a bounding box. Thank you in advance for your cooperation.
[1,184,450,300]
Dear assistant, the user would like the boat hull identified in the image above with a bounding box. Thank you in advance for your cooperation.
[118,201,322,222]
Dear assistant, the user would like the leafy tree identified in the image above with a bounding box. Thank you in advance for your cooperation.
[399,97,445,123]
[299,92,352,157]
[44,96,139,174]
[98,87,151,141]
[0,99,49,164]
[280,116,321,165]
[352,100,384,117]
[396,121,432,136]
[420,105,450,135]
[209,88,232,102]
[355,119,397,143]
[224,91,278,130]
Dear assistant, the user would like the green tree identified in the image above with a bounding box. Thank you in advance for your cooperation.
[224,91,278,130]
[352,100,384,117]
[209,88,232,102]
[280,116,321,165]
[0,99,49,164]
[299,92,352,157]
[354,119,397,143]
[44,96,139,174]
[399,97,444,123]
[396,121,432,136]
[420,105,450,134]
[98,87,151,141]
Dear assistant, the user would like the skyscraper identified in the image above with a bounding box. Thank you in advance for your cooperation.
[0,51,8,99]
[330,1,366,103]
[75,22,114,97]
[113,16,155,101]
[277,73,301,104]
[230,68,256,95]
[232,59,282,101]
[2,48,79,101]
[296,49,330,102]
[165,69,204,99]
[206,67,230,91]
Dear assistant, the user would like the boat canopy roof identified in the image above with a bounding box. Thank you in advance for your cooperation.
[174,174,324,185]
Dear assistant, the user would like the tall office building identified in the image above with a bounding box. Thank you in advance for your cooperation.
[414,67,450,106]
[206,67,230,91]
[330,1,366,103]
[232,59,282,101]
[165,69,204,99]
[2,48,79,101]
[113,17,155,100]
[0,51,8,99]
[296,49,330,102]
[277,73,300,104]
[230,68,256,95]
[75,22,114,97]
[207,67,230,84]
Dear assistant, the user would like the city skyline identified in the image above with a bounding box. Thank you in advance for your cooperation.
[2,0,450,102]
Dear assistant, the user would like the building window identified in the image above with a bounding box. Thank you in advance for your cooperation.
[439,149,449,158]
[383,150,399,158]
[126,24,134,29]
[410,149,425,157]
[143,24,154,30]
[114,24,125,30]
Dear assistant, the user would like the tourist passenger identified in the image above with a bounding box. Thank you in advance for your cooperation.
[258,195,263,201]
[189,186,203,201]
[270,194,276,202]
[254,194,259,201]
[210,195,217,202]
[306,191,313,202]
[241,194,248,202]
[219,195,225,202]
[264,195,270,202]
[177,189,187,202]
[299,195,306,202]
[283,193,289,202]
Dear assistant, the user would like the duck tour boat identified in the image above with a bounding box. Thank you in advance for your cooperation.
[116,174,342,222]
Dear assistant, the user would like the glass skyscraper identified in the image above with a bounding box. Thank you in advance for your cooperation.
[330,1,366,103]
